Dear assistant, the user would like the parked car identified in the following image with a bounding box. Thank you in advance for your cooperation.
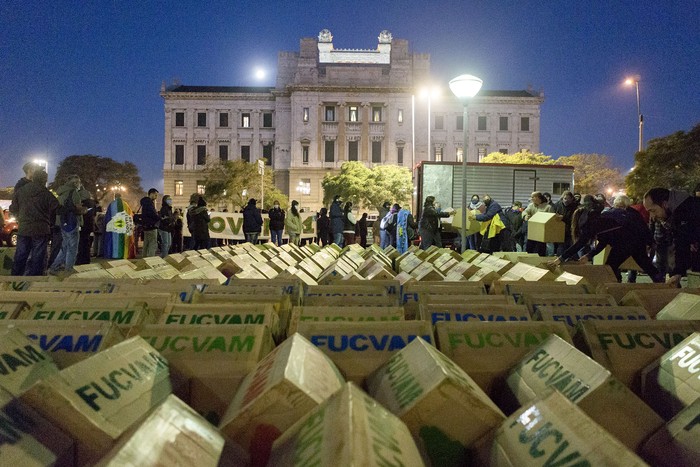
[2,209,18,247]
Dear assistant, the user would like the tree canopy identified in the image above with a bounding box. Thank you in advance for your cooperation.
[50,155,143,203]
[321,162,412,210]
[482,151,556,165]
[203,159,287,210]
[626,123,700,198]
[555,154,624,196]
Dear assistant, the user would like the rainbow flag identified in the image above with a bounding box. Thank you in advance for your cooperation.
[103,197,136,259]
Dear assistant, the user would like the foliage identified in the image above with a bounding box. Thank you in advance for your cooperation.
[555,154,625,196]
[50,155,143,203]
[625,123,700,198]
[203,159,287,210]
[481,151,556,165]
[321,162,412,210]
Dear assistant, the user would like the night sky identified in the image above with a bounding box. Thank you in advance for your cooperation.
[1,0,698,192]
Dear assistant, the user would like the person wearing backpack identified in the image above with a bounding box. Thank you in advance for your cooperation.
[376,201,391,248]
[49,174,86,274]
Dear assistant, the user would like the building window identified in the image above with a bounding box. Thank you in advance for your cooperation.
[397,109,404,123]
[219,112,229,127]
[478,116,487,131]
[521,117,530,132]
[241,145,250,162]
[241,113,251,128]
[397,146,404,164]
[371,106,382,122]
[499,116,509,131]
[174,145,184,165]
[325,106,336,122]
[219,145,228,162]
[372,141,382,163]
[499,148,508,155]
[303,107,309,122]
[196,182,206,195]
[263,112,273,128]
[302,146,309,164]
[324,140,335,162]
[456,116,463,131]
[457,147,463,163]
[478,147,486,162]
[435,147,443,162]
[435,115,444,130]
[348,106,359,122]
[346,141,357,161]
[553,182,572,195]
[196,145,207,165]
[175,112,185,127]
[301,178,311,196]
[197,112,207,127]
[174,180,184,196]
[263,143,273,166]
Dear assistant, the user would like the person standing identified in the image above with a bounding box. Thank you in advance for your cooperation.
[553,191,578,257]
[522,191,553,256]
[316,207,331,246]
[342,202,356,246]
[473,194,507,253]
[171,208,184,253]
[139,188,160,257]
[158,194,175,257]
[384,203,401,248]
[356,213,368,247]
[49,175,86,274]
[395,206,417,254]
[375,201,391,248]
[242,198,263,244]
[76,189,96,265]
[418,196,453,250]
[92,206,105,257]
[187,194,211,250]
[268,200,285,246]
[285,200,303,246]
[10,169,59,276]
[330,195,344,246]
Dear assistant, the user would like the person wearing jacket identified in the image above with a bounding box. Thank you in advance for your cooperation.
[394,206,418,254]
[268,201,285,246]
[356,213,368,247]
[158,194,175,257]
[242,198,263,244]
[10,169,59,276]
[187,194,210,250]
[329,195,344,246]
[285,200,303,246]
[48,174,86,274]
[375,201,391,248]
[467,195,484,250]
[139,188,161,257]
[418,196,453,250]
[522,191,553,256]
[553,191,578,256]
[316,207,331,246]
[644,187,700,287]
[342,202,356,246]
[473,194,507,253]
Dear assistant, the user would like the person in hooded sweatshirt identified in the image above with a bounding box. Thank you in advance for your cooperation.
[644,187,700,287]
[187,194,210,250]
[242,198,263,244]
[48,174,87,274]
[316,207,331,246]
[268,200,285,246]
[329,195,344,246]
[285,200,303,246]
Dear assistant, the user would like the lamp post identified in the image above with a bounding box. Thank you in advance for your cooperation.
[449,74,483,253]
[624,75,643,153]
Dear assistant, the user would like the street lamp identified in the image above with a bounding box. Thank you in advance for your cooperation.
[624,75,643,153]
[419,86,440,161]
[449,74,483,253]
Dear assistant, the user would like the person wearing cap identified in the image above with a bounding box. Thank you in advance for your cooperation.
[242,198,263,244]
[49,174,86,274]
[139,188,161,257]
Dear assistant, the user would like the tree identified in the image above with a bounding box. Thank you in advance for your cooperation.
[203,159,287,210]
[50,155,143,204]
[321,162,412,210]
[625,123,700,198]
[482,151,556,165]
[555,154,624,196]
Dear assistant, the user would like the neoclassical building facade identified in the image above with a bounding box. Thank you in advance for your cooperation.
[161,30,543,211]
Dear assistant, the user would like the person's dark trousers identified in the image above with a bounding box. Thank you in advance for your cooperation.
[76,230,93,265]
[48,226,62,266]
[12,235,50,276]
[245,232,260,244]
[607,242,662,283]
[271,230,283,246]
[419,230,441,250]
[526,239,547,256]
[480,233,502,254]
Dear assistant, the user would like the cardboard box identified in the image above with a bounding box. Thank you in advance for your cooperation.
[481,390,647,467]
[218,333,344,464]
[20,301,156,327]
[505,334,664,451]
[622,288,700,318]
[366,338,505,464]
[296,321,434,385]
[593,244,642,270]
[640,398,700,466]
[573,319,700,394]
[596,282,675,304]
[95,394,242,467]
[449,208,481,234]
[434,321,571,396]
[523,293,616,316]
[558,264,619,287]
[288,306,404,335]
[0,328,60,396]
[526,211,565,243]
[20,336,172,464]
[534,305,651,335]
[657,292,700,320]
[25,281,119,294]
[502,282,590,304]
[1,321,125,369]
[268,382,422,466]
[0,387,75,466]
[134,324,273,424]
[499,262,556,282]
[0,301,27,320]
[420,303,530,325]
[641,332,700,420]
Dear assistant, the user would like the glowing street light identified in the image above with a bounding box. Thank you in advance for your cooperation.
[449,74,483,253]
[624,75,643,153]
[33,158,48,176]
